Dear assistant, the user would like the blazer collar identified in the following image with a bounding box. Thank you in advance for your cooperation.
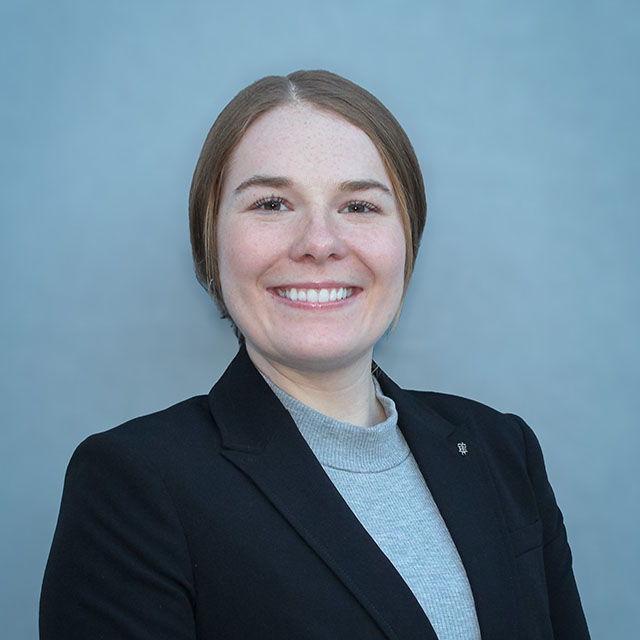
[375,368,518,639]
[209,347,517,639]
[209,347,436,639]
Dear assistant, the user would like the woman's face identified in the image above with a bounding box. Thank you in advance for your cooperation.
[216,104,406,374]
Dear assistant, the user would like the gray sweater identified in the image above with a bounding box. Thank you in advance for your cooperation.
[265,376,481,640]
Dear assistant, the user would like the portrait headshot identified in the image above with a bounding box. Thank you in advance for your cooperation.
[1,1,638,639]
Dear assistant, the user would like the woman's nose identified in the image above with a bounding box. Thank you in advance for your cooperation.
[289,211,348,263]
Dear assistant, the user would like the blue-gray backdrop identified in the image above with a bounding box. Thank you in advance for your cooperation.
[1,0,638,637]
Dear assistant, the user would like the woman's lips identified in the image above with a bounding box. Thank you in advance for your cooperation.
[268,284,360,305]
[277,286,353,303]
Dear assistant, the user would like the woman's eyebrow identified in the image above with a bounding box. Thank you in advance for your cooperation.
[338,179,392,195]
[234,175,293,194]
[233,175,393,196]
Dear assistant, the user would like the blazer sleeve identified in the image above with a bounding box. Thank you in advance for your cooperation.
[512,414,591,639]
[40,432,197,639]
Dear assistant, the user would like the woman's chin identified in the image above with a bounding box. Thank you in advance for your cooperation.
[248,337,373,375]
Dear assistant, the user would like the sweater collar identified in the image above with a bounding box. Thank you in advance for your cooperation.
[263,375,410,472]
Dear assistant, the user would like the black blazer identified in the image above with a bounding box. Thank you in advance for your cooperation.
[40,346,590,639]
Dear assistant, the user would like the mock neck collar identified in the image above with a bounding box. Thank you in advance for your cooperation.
[262,374,410,472]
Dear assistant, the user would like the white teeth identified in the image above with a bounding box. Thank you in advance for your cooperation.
[278,287,354,302]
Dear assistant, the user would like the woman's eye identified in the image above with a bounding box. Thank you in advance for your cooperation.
[252,196,289,212]
[340,201,381,214]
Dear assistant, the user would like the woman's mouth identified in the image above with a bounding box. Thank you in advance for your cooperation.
[275,287,355,303]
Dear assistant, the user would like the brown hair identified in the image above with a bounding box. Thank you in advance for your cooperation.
[189,69,426,335]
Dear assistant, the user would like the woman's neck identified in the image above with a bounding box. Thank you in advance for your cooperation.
[246,344,385,427]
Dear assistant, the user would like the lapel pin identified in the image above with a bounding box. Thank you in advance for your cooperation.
[457,442,468,456]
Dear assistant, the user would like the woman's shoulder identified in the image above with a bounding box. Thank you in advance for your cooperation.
[93,392,214,441]
[376,368,535,452]
[398,386,539,459]
[69,392,222,481]
[407,388,508,419]
[397,384,526,431]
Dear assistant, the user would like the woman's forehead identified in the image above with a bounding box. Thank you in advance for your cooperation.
[224,104,391,190]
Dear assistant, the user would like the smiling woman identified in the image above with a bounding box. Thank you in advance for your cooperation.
[40,70,590,639]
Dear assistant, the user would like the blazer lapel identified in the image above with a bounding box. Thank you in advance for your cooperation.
[375,370,518,639]
[208,347,438,640]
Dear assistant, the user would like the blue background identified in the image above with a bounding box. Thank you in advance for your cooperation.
[1,1,638,637]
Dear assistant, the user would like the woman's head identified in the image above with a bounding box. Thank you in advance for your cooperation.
[189,69,427,339]
[212,102,407,371]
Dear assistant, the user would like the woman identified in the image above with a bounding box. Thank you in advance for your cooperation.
[40,70,590,639]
